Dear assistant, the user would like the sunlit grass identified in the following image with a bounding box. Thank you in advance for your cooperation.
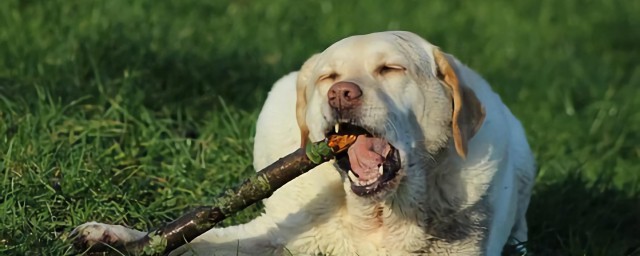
[0,0,638,255]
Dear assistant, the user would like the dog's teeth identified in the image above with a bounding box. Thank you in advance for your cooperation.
[334,123,340,133]
[378,165,384,175]
[348,170,358,181]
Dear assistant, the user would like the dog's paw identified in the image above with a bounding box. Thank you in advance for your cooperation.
[71,222,146,250]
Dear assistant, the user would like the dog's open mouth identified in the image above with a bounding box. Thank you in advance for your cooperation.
[326,123,401,196]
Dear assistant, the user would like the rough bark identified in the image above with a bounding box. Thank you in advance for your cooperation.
[81,136,355,255]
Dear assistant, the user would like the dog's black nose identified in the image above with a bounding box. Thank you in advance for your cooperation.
[328,81,363,112]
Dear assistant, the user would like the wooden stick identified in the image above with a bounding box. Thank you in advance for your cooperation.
[81,135,356,255]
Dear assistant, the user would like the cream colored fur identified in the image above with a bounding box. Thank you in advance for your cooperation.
[73,31,535,256]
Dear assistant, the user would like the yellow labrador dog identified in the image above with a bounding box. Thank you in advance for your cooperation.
[74,31,535,255]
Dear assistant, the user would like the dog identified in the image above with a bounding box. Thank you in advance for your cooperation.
[73,31,535,255]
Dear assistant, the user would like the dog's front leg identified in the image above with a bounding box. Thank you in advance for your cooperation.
[169,214,283,256]
[71,221,147,250]
[72,217,282,256]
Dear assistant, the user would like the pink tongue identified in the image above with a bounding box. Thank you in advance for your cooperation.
[347,135,391,181]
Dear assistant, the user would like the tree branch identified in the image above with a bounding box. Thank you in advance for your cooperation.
[80,135,356,255]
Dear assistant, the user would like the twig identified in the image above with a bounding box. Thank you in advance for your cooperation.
[81,135,356,255]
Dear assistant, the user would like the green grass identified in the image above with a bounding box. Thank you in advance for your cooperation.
[0,0,638,255]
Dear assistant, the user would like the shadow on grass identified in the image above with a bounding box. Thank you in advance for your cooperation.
[72,41,278,113]
[528,172,640,256]
[1,33,288,116]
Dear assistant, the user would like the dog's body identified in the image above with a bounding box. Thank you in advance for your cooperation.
[74,31,535,255]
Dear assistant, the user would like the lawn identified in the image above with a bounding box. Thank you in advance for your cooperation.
[0,0,639,255]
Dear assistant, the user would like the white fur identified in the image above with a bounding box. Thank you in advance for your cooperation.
[73,31,535,256]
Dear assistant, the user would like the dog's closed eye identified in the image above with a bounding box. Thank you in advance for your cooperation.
[377,64,406,76]
[317,72,339,83]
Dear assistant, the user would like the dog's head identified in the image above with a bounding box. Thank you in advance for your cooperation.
[296,31,485,198]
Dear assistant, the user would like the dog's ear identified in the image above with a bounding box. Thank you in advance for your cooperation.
[296,54,320,148]
[433,48,485,159]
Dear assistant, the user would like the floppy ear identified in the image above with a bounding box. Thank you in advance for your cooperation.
[433,48,486,159]
[296,54,319,148]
